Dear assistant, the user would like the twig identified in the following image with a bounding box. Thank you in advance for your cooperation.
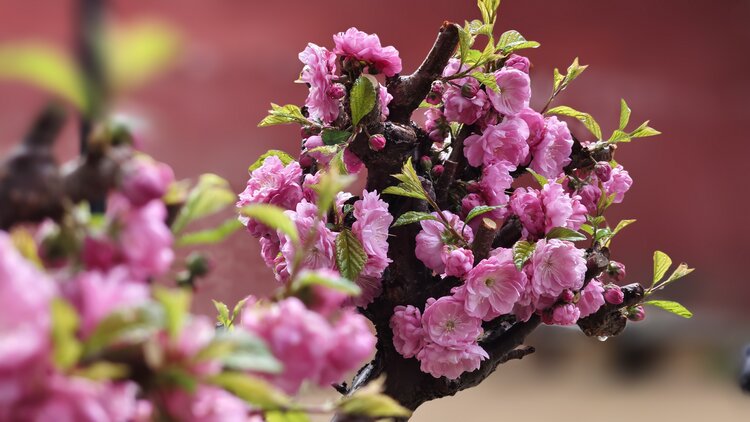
[471,218,498,263]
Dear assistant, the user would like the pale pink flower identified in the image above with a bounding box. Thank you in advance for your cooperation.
[528,239,586,299]
[280,200,337,275]
[463,116,530,167]
[442,85,489,124]
[509,187,545,239]
[424,108,449,143]
[379,84,393,120]
[333,27,402,76]
[120,155,174,207]
[259,236,280,270]
[390,305,425,358]
[541,182,587,233]
[516,107,546,150]
[422,296,483,347]
[479,161,515,210]
[295,270,348,317]
[549,303,581,325]
[415,212,474,274]
[352,190,393,305]
[299,43,339,123]
[417,342,488,379]
[529,116,573,179]
[505,54,531,73]
[488,68,531,116]
[319,310,376,385]
[603,165,633,203]
[442,247,474,278]
[577,280,606,318]
[164,385,253,422]
[461,248,527,320]
[237,156,303,238]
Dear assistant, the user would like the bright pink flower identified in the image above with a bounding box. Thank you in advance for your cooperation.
[462,249,527,320]
[415,211,474,274]
[505,54,531,73]
[299,43,339,123]
[577,280,606,318]
[237,156,303,238]
[603,165,633,203]
[417,342,488,380]
[463,117,530,167]
[529,116,573,179]
[379,84,392,120]
[442,247,474,278]
[509,187,545,239]
[541,182,587,233]
[390,305,425,358]
[352,190,393,305]
[479,161,515,210]
[517,107,546,150]
[488,68,531,116]
[120,155,174,207]
[461,193,484,219]
[528,239,586,299]
[333,28,402,76]
[549,303,581,325]
[422,296,483,347]
[442,85,489,124]
[280,200,337,275]
[577,183,601,215]
[164,385,253,422]
[424,108,449,143]
[319,310,376,385]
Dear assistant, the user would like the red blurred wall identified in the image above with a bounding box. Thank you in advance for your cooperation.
[0,0,747,315]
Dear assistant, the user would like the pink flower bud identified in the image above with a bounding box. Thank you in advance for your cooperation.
[327,83,346,100]
[605,261,626,283]
[432,164,444,177]
[627,305,646,322]
[121,157,175,207]
[425,92,442,105]
[420,156,433,172]
[431,80,446,96]
[369,134,386,151]
[461,82,479,98]
[561,289,575,303]
[604,286,624,305]
[594,161,612,182]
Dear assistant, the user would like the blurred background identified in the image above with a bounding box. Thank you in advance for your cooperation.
[0,0,748,420]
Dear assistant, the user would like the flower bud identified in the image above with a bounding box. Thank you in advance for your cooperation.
[121,156,175,208]
[594,161,612,182]
[432,164,444,177]
[605,261,626,283]
[425,92,442,105]
[627,305,646,322]
[560,289,575,303]
[604,286,624,305]
[420,156,433,172]
[327,83,346,100]
[505,54,531,73]
[461,82,479,98]
[430,80,446,96]
[186,252,212,277]
[369,134,386,151]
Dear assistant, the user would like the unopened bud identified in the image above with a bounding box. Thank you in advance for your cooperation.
[627,305,646,322]
[606,261,626,283]
[327,83,346,100]
[432,164,444,177]
[594,161,612,182]
[186,252,211,277]
[604,286,624,305]
[369,134,386,151]
[431,80,446,96]
[420,156,433,172]
[561,289,575,303]
[425,92,442,105]
[461,82,479,98]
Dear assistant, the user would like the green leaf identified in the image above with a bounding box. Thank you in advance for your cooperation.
[350,75,377,125]
[208,372,291,410]
[75,362,129,381]
[231,298,248,325]
[240,204,299,244]
[664,263,694,284]
[545,227,587,242]
[153,286,191,339]
[579,224,594,236]
[0,43,86,110]
[630,120,661,138]
[552,68,565,92]
[465,205,503,223]
[291,269,362,296]
[259,103,309,127]
[546,105,602,140]
[477,0,501,26]
[310,167,355,217]
[552,57,587,92]
[457,26,474,62]
[652,250,672,285]
[392,211,437,227]
[611,219,636,237]
[322,129,352,146]
[171,174,236,234]
[338,393,412,419]
[512,240,536,270]
[248,150,296,172]
[643,300,693,318]
[526,168,548,187]
[51,298,83,370]
[197,331,282,373]
[496,30,539,54]
[266,412,311,422]
[106,20,182,92]
[176,218,243,247]
[383,157,427,200]
[471,72,499,93]
[83,304,163,356]
[618,99,631,131]
[213,300,230,326]
[382,186,427,200]
[335,229,368,281]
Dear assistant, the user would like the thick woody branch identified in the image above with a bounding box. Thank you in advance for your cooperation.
[471,218,498,263]
[387,23,460,124]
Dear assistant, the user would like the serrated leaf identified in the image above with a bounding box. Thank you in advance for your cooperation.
[652,250,672,285]
[241,204,299,244]
[618,99,631,131]
[512,240,536,270]
[208,372,291,410]
[197,331,282,373]
[526,168,548,187]
[545,227,587,242]
[266,412,311,422]
[335,229,367,281]
[291,269,362,296]
[171,174,236,234]
[471,72,499,93]
[213,300,230,326]
[457,26,474,62]
[664,263,694,284]
[382,186,427,200]
[546,106,602,140]
[51,298,83,370]
[392,211,437,227]
[643,300,693,318]
[153,286,191,339]
[258,103,309,127]
[176,218,243,247]
[465,205,503,223]
[338,393,412,419]
[322,129,352,146]
[248,150,296,172]
[350,75,377,125]
[497,30,539,54]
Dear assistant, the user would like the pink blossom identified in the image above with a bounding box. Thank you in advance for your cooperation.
[461,193,484,219]
[422,296,483,347]
[379,84,392,120]
[120,155,175,207]
[319,310,376,385]
[303,135,332,166]
[463,116,530,167]
[164,385,253,422]
[259,236,280,269]
[81,235,119,271]
[369,134,387,151]
[479,161,515,210]
[333,27,402,76]
[594,161,612,182]
[237,156,303,238]
[577,183,601,215]
[517,107,545,150]
[280,200,337,275]
[424,108,449,143]
[505,54,531,73]
[549,303,581,325]
[461,248,527,320]
[343,147,364,174]
[415,211,474,274]
[488,68,531,116]
[529,116,573,179]
[417,342,488,379]
[442,247,474,278]
[603,165,633,203]
[528,239,586,300]
[604,285,624,305]
[509,188,545,239]
[442,85,489,124]
[299,43,339,123]
[541,182,588,233]
[351,190,393,305]
[295,270,348,316]
[577,280,606,318]
[390,305,425,358]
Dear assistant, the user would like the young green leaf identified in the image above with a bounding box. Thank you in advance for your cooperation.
[526,168,548,187]
[265,412,312,422]
[241,204,299,244]
[291,269,362,296]
[457,26,474,62]
[465,205,503,223]
[652,250,672,285]
[496,30,540,54]
[382,157,428,200]
[248,150,296,172]
[208,372,291,410]
[618,99,631,131]
[321,129,352,146]
[338,393,412,419]
[75,361,130,381]
[176,218,243,247]
[392,211,438,227]
[629,120,661,139]
[51,298,83,370]
[213,300,230,326]
[311,167,355,217]
[335,229,368,281]
[382,185,427,200]
[477,0,501,26]
[545,227,587,242]
[259,103,309,127]
[512,240,536,270]
[552,57,588,92]
[546,105,602,140]
[153,286,191,339]
[350,75,377,125]
[471,72,499,93]
[664,263,694,284]
[171,174,236,234]
[197,331,282,373]
[643,300,693,318]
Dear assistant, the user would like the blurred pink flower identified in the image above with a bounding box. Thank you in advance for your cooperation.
[390,305,425,358]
